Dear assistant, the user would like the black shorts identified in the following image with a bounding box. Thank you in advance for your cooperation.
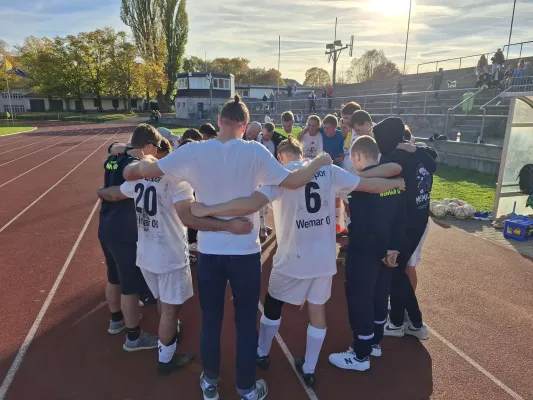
[99,238,146,295]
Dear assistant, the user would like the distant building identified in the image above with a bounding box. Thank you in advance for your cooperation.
[235,84,286,100]
[174,72,235,119]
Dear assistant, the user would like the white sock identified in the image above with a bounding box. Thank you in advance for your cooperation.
[257,314,281,357]
[158,339,176,363]
[303,324,327,374]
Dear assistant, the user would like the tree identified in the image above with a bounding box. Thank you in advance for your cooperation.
[159,0,188,109]
[347,49,400,83]
[182,56,206,72]
[209,57,250,83]
[248,67,285,86]
[303,67,331,87]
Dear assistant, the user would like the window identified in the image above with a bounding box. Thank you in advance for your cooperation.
[4,105,25,113]
[237,90,249,98]
[93,99,101,108]
[131,99,138,108]
[212,78,230,90]
[2,93,24,99]
[178,78,188,89]
[112,99,119,109]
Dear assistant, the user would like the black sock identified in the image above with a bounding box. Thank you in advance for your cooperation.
[162,333,178,347]
[127,325,141,341]
[111,311,124,322]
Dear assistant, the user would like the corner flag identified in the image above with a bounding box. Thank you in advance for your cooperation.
[6,111,11,119]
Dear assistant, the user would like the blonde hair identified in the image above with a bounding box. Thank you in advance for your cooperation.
[307,115,321,126]
[277,134,303,156]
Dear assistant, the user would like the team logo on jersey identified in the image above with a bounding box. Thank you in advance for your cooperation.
[415,162,432,208]
[105,161,119,170]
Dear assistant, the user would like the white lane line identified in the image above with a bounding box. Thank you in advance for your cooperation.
[0,130,68,154]
[0,200,101,400]
[427,324,524,400]
[257,302,319,400]
[0,126,60,148]
[0,129,108,189]
[0,129,122,233]
[0,129,91,167]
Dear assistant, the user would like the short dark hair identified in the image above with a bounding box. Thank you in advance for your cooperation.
[323,114,338,127]
[351,110,372,127]
[179,138,194,147]
[158,137,172,154]
[351,135,379,161]
[131,124,161,149]
[281,111,294,122]
[182,128,203,142]
[403,124,412,141]
[199,123,218,138]
[264,122,275,133]
[220,95,250,123]
[340,102,362,116]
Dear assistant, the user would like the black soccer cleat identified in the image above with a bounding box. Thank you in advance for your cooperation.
[294,358,317,389]
[256,353,270,370]
[158,352,195,375]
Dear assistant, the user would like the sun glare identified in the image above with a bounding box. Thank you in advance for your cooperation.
[366,0,413,16]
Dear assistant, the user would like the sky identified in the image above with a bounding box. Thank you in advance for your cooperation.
[1,0,533,83]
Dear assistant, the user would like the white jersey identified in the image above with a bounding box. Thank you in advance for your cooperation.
[120,177,194,273]
[343,130,359,175]
[261,139,276,156]
[300,132,323,159]
[259,159,361,279]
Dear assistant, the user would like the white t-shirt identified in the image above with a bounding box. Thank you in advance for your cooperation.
[300,132,323,159]
[261,139,276,156]
[265,115,272,123]
[343,130,359,175]
[158,139,291,255]
[120,177,194,273]
[259,159,361,279]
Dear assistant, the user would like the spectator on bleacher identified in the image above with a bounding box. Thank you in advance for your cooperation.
[514,59,526,77]
[476,55,490,76]
[327,84,334,110]
[395,79,403,109]
[270,93,276,111]
[492,48,505,70]
[293,83,297,95]
[308,91,317,113]
[262,93,269,109]
[430,68,444,99]
[287,84,293,97]
[295,111,304,127]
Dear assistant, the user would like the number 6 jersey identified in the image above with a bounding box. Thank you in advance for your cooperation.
[120,177,194,273]
[258,159,361,279]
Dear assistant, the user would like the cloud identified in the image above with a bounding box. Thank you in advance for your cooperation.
[0,0,532,81]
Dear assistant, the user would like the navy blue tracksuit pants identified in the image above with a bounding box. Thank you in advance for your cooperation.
[345,253,392,359]
[389,227,425,328]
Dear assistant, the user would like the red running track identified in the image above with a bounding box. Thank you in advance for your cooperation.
[0,123,532,400]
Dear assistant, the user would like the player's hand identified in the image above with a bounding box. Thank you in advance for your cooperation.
[228,217,254,235]
[397,142,416,153]
[393,178,406,191]
[315,152,333,166]
[190,202,209,218]
[384,251,399,268]
[127,148,144,159]
[96,186,104,200]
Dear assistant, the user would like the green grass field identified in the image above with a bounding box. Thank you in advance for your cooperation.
[432,164,497,211]
[0,112,138,123]
[0,126,37,135]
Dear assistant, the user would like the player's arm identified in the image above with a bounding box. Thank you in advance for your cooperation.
[175,200,253,235]
[97,186,129,202]
[355,177,405,194]
[357,163,402,178]
[124,155,160,181]
[279,152,332,189]
[191,192,270,218]
[109,142,127,155]
[384,194,407,268]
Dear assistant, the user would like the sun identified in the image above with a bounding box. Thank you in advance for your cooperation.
[366,0,414,16]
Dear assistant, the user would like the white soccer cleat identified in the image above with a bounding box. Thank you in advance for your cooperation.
[370,344,382,358]
[404,323,429,340]
[329,348,370,371]
[384,320,405,337]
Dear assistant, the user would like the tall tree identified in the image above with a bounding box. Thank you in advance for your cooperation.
[159,0,188,109]
[303,67,331,87]
[182,55,206,72]
[209,57,250,83]
[248,67,285,86]
[347,50,400,83]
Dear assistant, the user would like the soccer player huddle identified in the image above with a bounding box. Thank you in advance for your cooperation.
[97,95,436,400]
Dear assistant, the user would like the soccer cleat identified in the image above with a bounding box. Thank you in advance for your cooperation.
[188,242,199,252]
[404,323,429,340]
[200,373,219,400]
[370,344,382,358]
[108,319,126,335]
[329,348,370,371]
[240,379,268,400]
[122,332,159,352]
[383,320,405,337]
[294,358,317,389]
[158,353,195,375]
[256,353,270,370]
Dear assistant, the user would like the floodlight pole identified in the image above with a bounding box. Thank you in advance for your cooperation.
[507,0,517,59]
[207,73,213,121]
[278,36,281,95]
[403,0,412,75]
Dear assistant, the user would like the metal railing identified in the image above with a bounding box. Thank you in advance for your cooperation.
[444,87,485,136]
[417,40,533,74]
[503,40,533,61]
[479,77,533,141]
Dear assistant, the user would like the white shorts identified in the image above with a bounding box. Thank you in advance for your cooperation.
[408,223,430,267]
[268,269,333,306]
[140,266,193,305]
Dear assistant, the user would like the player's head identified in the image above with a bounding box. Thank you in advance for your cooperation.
[246,121,262,140]
[323,114,338,137]
[262,122,275,142]
[281,111,294,133]
[351,110,373,137]
[307,115,321,135]
[340,102,361,131]
[372,116,405,156]
[181,128,203,143]
[351,135,380,172]
[276,135,303,165]
[156,137,172,159]
[219,95,250,138]
[199,123,218,140]
[130,123,162,156]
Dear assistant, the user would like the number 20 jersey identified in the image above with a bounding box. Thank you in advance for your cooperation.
[120,177,194,274]
[259,159,360,279]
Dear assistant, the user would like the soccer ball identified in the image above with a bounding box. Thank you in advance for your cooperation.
[432,204,447,218]
[454,206,469,219]
[442,198,451,205]
[465,205,476,215]
[446,202,459,215]
[430,201,440,214]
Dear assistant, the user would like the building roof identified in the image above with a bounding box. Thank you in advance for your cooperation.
[23,92,142,100]
[178,72,234,79]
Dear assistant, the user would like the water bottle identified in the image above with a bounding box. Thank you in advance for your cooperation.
[456,132,461,142]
